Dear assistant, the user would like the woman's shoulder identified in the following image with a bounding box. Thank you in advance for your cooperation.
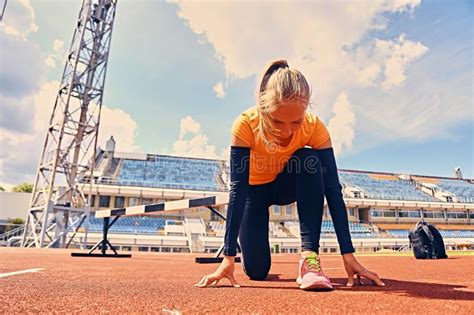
[304,111,331,148]
[231,106,258,148]
[233,106,259,129]
[304,111,325,130]
[240,106,259,122]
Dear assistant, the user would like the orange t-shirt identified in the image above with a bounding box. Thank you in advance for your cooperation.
[231,106,331,185]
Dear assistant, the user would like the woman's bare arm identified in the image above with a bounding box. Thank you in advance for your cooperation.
[231,134,251,147]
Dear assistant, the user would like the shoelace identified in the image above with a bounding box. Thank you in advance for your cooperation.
[304,253,321,272]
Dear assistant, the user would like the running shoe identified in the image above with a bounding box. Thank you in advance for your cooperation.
[296,252,333,290]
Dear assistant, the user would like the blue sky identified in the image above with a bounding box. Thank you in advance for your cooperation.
[0,0,472,188]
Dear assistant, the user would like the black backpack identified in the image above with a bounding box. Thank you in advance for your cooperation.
[408,221,448,259]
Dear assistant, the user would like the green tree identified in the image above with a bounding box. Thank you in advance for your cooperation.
[12,182,33,193]
[0,186,4,191]
[9,218,25,225]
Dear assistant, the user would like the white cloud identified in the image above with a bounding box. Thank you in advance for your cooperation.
[370,14,389,31]
[326,93,356,155]
[53,39,64,51]
[213,82,225,99]
[175,2,294,79]
[377,34,429,90]
[0,0,141,186]
[179,115,201,138]
[175,1,421,80]
[0,0,44,144]
[0,94,35,133]
[218,145,231,161]
[351,34,428,90]
[0,0,45,144]
[99,106,139,153]
[172,116,219,159]
[34,82,140,153]
[0,27,45,98]
[0,80,140,185]
[0,0,38,40]
[173,1,441,156]
[382,0,421,14]
[44,56,55,68]
[355,63,382,86]
[44,39,65,69]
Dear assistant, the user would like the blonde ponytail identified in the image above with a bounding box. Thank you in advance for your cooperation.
[256,60,311,150]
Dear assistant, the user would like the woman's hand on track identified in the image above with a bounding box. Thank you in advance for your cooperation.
[342,253,385,287]
[195,256,240,288]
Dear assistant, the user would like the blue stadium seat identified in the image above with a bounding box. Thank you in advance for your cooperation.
[339,172,437,202]
[86,214,167,235]
[384,228,474,238]
[116,156,226,192]
[435,179,474,203]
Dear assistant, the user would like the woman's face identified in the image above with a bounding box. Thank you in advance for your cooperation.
[270,101,307,139]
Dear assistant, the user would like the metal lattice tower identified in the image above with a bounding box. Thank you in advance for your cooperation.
[21,0,118,248]
[0,0,8,22]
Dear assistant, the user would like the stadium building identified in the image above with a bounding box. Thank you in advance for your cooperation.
[2,137,473,253]
[60,137,472,254]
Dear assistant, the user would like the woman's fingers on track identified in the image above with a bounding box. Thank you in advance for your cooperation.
[195,273,240,288]
[227,274,240,288]
[195,274,216,287]
[346,272,355,287]
[367,270,385,286]
[194,276,208,287]
[197,276,215,288]
[359,269,385,287]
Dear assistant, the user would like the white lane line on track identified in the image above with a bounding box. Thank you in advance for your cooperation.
[0,268,45,278]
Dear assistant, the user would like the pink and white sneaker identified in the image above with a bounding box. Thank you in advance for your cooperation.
[296,252,333,291]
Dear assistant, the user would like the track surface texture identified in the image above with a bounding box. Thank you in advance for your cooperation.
[1,248,473,314]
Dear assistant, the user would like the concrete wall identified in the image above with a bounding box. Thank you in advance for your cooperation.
[0,192,31,220]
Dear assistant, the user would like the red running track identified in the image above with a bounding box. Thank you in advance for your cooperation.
[1,248,473,314]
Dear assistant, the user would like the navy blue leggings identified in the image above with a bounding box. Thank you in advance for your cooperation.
[239,147,342,280]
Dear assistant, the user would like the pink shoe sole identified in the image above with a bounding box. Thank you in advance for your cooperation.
[297,276,334,290]
[299,281,334,291]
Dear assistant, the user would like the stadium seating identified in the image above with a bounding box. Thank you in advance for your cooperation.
[436,224,474,230]
[284,221,300,238]
[284,220,373,238]
[384,229,474,238]
[105,153,473,205]
[164,220,186,235]
[440,230,474,238]
[209,221,225,237]
[116,156,227,192]
[209,221,289,238]
[385,229,410,238]
[87,214,166,234]
[435,179,474,203]
[184,218,207,235]
[376,223,415,230]
[339,171,437,202]
[85,213,472,240]
[269,222,288,237]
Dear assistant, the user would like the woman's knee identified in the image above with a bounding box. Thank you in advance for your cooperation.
[246,270,269,281]
[243,263,270,280]
[241,246,271,280]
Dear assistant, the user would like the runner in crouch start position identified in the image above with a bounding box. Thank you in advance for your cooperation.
[195,59,385,290]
